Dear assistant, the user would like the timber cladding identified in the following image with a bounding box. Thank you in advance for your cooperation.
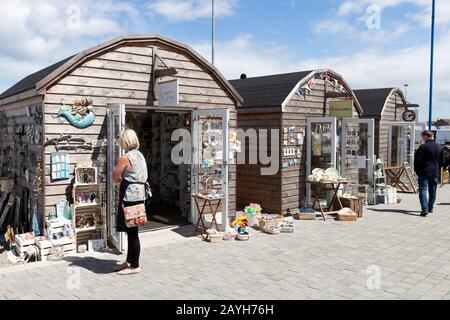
[356,88,408,165]
[43,41,239,215]
[0,95,46,229]
[234,71,362,214]
[1,35,242,227]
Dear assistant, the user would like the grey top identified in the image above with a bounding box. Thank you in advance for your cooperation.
[122,149,149,202]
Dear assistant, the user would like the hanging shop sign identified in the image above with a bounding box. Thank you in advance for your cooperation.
[157,79,179,107]
[329,101,353,118]
[402,110,417,122]
[56,98,96,129]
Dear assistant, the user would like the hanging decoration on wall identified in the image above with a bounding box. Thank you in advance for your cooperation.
[56,98,95,129]
[44,135,92,151]
[33,104,43,124]
[33,155,43,195]
[51,152,70,180]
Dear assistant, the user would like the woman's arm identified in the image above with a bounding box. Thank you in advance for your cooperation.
[112,156,131,183]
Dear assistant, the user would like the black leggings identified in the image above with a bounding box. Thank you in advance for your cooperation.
[126,227,140,268]
[123,201,142,269]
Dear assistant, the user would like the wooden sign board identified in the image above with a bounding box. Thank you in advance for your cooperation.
[329,101,353,118]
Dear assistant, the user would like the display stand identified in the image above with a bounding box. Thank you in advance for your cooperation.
[373,160,387,205]
[72,161,105,250]
[385,163,418,193]
[307,181,347,221]
[192,193,223,240]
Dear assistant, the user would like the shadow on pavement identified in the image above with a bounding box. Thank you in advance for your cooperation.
[438,203,450,205]
[64,256,119,274]
[170,225,195,238]
[367,208,422,217]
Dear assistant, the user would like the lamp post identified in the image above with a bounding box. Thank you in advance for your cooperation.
[428,0,436,130]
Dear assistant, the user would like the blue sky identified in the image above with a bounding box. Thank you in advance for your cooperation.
[0,0,449,120]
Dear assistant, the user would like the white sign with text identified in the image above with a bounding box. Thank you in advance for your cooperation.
[157,79,179,107]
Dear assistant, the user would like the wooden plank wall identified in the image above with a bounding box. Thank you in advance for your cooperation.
[43,42,238,217]
[0,95,45,231]
[281,79,360,213]
[378,91,402,165]
[236,111,282,213]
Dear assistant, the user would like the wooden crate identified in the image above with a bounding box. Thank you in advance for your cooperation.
[337,214,357,222]
[36,237,76,261]
[333,197,364,218]
[294,213,316,220]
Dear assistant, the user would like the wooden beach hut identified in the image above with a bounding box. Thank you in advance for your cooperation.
[230,70,368,214]
[0,34,243,251]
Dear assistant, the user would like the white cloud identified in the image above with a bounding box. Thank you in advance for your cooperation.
[149,0,239,21]
[338,0,450,27]
[0,0,144,94]
[193,34,297,79]
[338,0,429,16]
[195,33,449,121]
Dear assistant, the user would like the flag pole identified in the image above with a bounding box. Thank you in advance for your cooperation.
[428,0,436,130]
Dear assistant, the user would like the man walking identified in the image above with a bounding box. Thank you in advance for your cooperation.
[414,130,445,217]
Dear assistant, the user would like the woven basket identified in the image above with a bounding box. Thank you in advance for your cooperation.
[208,234,224,243]
[258,215,283,230]
[280,224,295,233]
[236,233,251,241]
[223,232,236,241]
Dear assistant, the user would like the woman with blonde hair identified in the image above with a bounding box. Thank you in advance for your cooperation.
[112,128,151,275]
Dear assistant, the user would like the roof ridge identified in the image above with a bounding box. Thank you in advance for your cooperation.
[230,70,314,82]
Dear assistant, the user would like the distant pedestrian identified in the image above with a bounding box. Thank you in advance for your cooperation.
[414,130,445,217]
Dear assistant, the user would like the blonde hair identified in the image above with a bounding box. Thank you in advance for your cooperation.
[118,129,140,151]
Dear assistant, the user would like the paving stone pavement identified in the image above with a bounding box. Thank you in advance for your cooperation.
[1,186,450,300]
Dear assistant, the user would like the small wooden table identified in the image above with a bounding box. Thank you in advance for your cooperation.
[307,181,347,221]
[385,164,418,193]
[191,193,223,240]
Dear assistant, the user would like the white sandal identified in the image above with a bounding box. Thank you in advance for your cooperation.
[117,267,141,276]
[115,262,130,272]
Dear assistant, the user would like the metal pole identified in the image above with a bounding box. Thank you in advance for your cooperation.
[428,0,436,130]
[212,0,215,65]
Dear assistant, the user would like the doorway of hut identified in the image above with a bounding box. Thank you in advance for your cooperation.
[125,109,191,232]
[306,117,375,205]
[107,103,230,252]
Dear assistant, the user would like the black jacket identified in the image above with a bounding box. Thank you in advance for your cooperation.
[414,140,445,177]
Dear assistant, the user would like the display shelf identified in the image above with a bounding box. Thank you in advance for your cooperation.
[74,203,101,209]
[72,161,105,250]
[75,226,102,234]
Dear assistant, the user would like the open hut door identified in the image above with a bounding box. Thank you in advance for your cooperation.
[191,109,229,231]
[107,103,126,252]
[340,119,375,186]
[388,122,416,167]
[306,117,337,205]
